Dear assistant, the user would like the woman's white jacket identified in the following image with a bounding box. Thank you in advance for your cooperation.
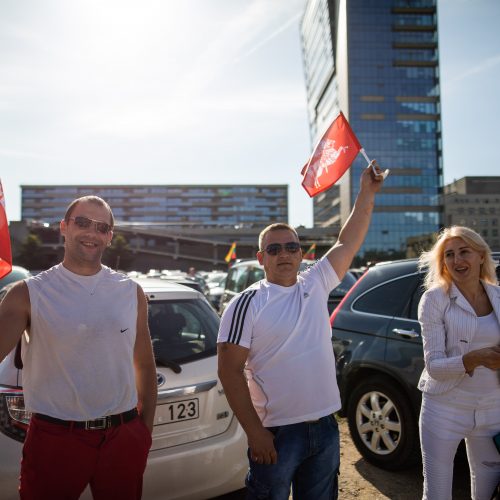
[417,281,500,395]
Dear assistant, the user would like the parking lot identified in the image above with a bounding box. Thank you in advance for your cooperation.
[217,417,471,500]
[2,266,478,500]
[337,418,470,500]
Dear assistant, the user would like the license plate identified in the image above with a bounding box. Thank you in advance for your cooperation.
[165,398,199,423]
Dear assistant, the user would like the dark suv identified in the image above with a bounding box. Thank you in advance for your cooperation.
[331,259,425,470]
[331,253,500,471]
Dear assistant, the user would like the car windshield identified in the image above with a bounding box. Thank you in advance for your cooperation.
[148,298,219,366]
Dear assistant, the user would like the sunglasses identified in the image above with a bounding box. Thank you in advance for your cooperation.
[69,216,112,234]
[263,242,301,256]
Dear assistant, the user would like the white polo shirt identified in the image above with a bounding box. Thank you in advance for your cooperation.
[218,257,341,427]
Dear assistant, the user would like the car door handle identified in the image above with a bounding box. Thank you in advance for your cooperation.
[392,328,420,339]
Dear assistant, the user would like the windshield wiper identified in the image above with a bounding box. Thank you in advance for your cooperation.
[155,358,182,373]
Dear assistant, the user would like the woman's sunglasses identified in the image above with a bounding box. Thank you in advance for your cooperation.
[69,216,112,234]
[263,242,301,256]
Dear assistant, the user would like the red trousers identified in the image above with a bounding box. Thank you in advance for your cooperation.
[19,414,152,500]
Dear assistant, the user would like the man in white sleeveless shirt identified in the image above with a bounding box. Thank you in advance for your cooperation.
[0,196,157,500]
[217,164,385,499]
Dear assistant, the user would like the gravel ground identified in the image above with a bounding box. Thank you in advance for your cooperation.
[337,417,471,499]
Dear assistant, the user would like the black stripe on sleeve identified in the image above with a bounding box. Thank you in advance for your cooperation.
[227,292,249,343]
[227,289,257,345]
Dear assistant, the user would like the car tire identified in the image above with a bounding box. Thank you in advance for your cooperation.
[346,376,420,470]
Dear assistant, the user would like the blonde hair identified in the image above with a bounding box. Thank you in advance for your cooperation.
[419,226,497,291]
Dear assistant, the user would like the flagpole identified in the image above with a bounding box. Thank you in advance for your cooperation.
[360,148,389,179]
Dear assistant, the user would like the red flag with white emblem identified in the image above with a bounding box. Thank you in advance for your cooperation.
[0,180,13,280]
[301,112,362,197]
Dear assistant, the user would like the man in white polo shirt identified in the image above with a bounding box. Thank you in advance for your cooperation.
[0,196,157,499]
[217,164,385,499]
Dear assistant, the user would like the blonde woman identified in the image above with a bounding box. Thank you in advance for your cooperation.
[418,226,500,499]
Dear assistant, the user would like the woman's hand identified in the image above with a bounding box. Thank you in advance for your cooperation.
[463,346,500,375]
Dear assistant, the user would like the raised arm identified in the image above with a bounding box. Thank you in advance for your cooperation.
[133,285,157,433]
[217,342,277,465]
[0,282,30,363]
[325,162,385,280]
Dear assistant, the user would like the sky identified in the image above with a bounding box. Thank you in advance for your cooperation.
[1,0,499,228]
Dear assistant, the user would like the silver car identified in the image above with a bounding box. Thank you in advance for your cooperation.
[0,278,247,500]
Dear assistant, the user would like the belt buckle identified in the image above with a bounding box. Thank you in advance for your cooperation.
[85,417,109,430]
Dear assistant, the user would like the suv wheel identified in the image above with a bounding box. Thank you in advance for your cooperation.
[346,376,419,470]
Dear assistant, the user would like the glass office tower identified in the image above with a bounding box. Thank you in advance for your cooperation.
[301,0,442,257]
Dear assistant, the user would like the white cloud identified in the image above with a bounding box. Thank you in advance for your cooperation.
[236,11,303,62]
[445,54,500,89]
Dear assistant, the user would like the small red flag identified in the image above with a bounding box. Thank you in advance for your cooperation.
[0,180,13,280]
[301,112,362,197]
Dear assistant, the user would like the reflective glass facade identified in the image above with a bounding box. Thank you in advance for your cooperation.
[21,185,288,226]
[301,0,340,141]
[301,0,442,256]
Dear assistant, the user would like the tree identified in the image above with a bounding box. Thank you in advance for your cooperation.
[16,234,50,270]
[103,234,134,271]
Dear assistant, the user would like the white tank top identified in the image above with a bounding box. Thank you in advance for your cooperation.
[23,264,139,420]
[459,311,500,393]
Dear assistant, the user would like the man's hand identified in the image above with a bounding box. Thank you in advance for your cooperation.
[248,427,278,465]
[361,160,386,194]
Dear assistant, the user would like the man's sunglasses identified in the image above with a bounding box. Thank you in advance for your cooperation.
[69,216,112,234]
[263,242,301,256]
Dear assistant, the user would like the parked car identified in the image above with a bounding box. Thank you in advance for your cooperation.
[0,266,31,290]
[327,270,358,315]
[0,278,247,500]
[159,274,205,294]
[219,260,265,314]
[330,259,425,471]
[220,259,358,315]
[205,274,227,312]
